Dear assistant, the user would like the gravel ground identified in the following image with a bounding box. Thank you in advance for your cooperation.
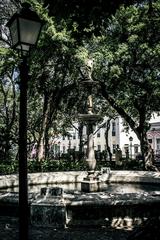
[0,217,131,240]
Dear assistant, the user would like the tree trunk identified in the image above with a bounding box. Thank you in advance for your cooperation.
[0,73,16,161]
[78,122,84,160]
[37,94,50,161]
[139,131,158,171]
[105,119,112,162]
[136,111,158,171]
[100,84,158,171]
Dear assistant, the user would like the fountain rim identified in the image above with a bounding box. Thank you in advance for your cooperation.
[1,171,160,234]
[0,170,160,190]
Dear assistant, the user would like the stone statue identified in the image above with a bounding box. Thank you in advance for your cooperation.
[81,58,94,81]
[86,59,93,80]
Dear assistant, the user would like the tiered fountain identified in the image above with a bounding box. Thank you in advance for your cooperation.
[78,60,102,192]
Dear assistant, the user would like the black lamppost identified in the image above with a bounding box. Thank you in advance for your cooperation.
[6,3,43,239]
[129,136,133,159]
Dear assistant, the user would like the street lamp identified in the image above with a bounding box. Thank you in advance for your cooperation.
[129,136,133,160]
[6,3,43,240]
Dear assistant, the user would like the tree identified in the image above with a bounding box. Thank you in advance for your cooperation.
[1,0,159,170]
[89,1,160,169]
[44,0,142,40]
[0,48,19,161]
[27,28,79,161]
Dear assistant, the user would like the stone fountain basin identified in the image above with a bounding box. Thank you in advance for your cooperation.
[0,171,160,229]
[1,170,160,191]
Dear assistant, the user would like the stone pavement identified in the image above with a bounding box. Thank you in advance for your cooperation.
[0,216,130,240]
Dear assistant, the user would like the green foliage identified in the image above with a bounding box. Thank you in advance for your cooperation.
[0,158,88,175]
[0,161,18,175]
[0,46,19,161]
[0,156,144,175]
[1,0,160,167]
[28,159,87,173]
[88,1,160,126]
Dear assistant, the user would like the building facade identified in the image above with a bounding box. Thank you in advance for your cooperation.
[56,114,160,159]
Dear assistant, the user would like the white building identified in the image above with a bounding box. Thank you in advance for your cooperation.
[147,114,160,154]
[57,114,160,158]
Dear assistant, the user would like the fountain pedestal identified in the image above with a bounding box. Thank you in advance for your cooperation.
[78,115,102,192]
[81,174,101,192]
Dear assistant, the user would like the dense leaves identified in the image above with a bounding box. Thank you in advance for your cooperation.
[89,1,160,168]
[0,0,160,170]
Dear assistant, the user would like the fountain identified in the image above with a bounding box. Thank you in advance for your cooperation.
[78,81,102,192]
[78,58,102,192]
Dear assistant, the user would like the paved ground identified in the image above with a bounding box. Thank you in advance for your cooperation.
[1,215,160,240]
[0,216,131,240]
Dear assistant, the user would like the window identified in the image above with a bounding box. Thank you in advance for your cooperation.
[97,145,101,151]
[63,146,65,153]
[97,132,100,138]
[112,144,116,154]
[57,145,60,153]
[156,139,160,150]
[124,144,129,154]
[134,145,139,154]
[62,136,65,140]
[148,139,152,144]
[112,121,116,136]
[73,134,76,139]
